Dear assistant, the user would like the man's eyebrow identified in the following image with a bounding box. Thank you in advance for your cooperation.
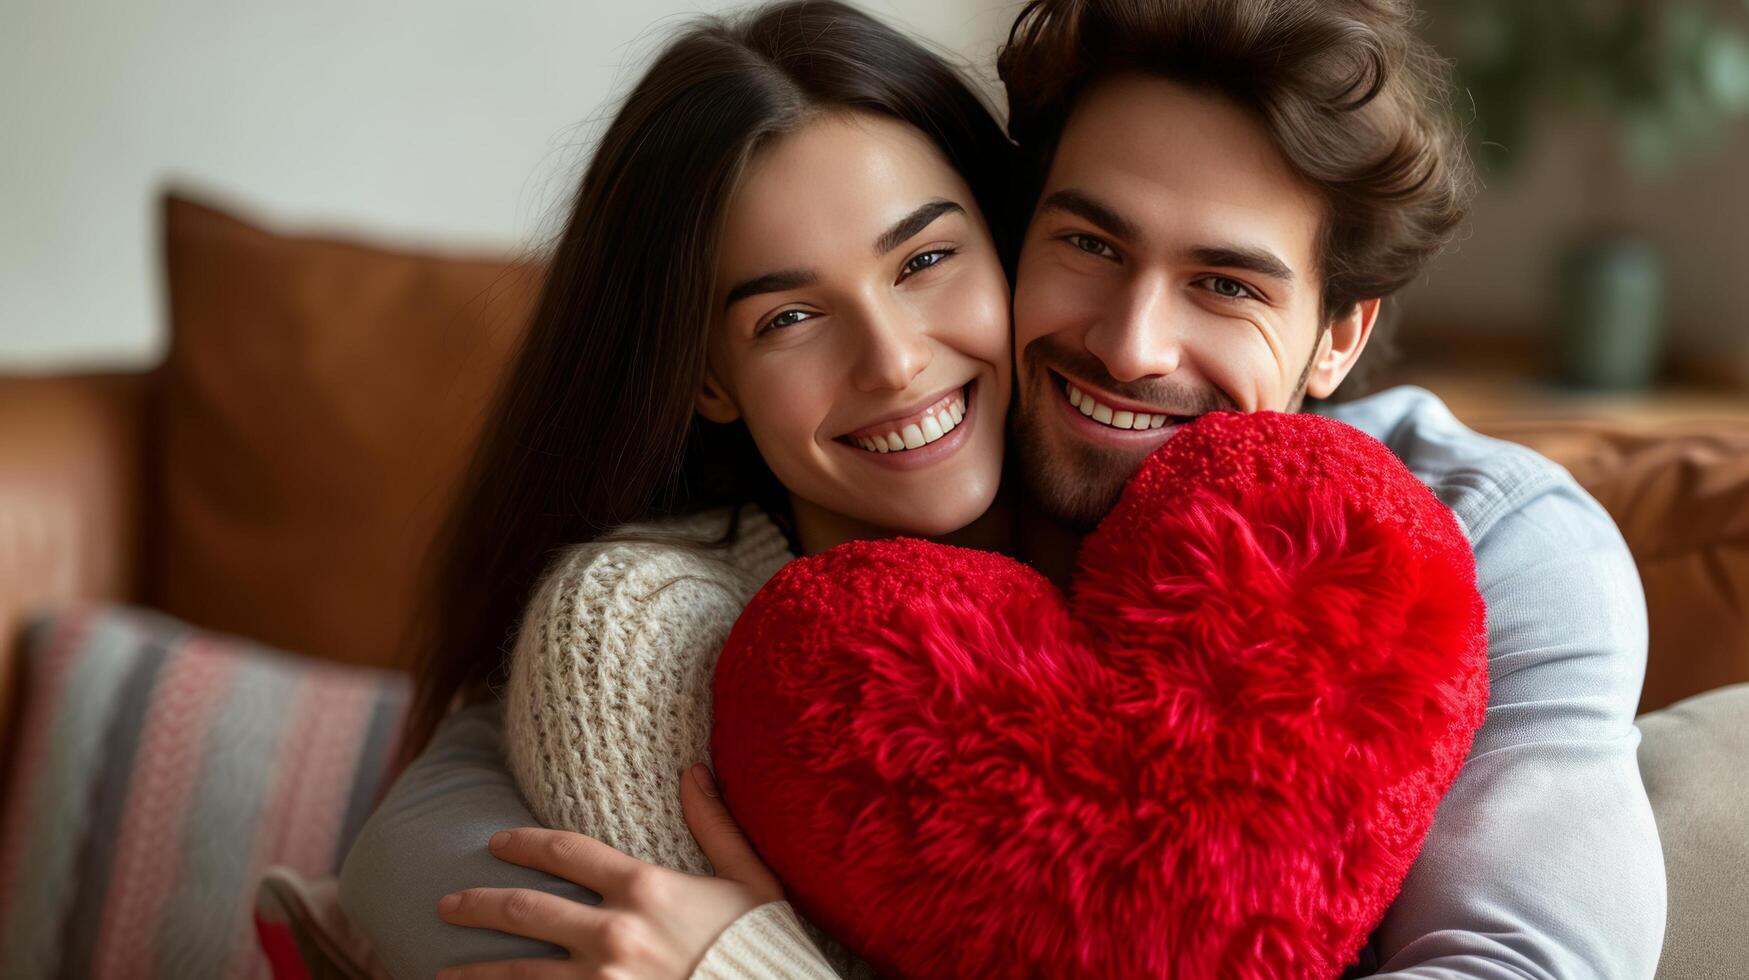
[723,269,820,311]
[1036,188,1140,242]
[1186,245,1296,283]
[875,199,965,255]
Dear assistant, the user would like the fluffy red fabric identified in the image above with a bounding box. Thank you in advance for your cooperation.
[712,411,1488,978]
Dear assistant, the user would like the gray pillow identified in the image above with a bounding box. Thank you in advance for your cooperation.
[1637,683,1749,980]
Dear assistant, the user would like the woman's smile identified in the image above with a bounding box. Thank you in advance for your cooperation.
[835,380,975,470]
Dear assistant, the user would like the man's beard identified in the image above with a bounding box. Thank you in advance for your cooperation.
[1009,398,1136,530]
[1008,334,1316,529]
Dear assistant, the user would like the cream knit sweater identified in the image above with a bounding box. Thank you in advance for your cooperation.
[502,506,873,979]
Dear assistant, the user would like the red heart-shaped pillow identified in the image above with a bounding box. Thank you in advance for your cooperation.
[712,411,1487,978]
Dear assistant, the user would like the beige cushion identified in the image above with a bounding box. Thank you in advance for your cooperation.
[1637,684,1749,979]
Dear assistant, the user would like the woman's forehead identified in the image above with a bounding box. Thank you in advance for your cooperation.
[717,112,971,273]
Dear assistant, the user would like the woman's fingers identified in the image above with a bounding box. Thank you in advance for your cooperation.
[678,763,781,899]
[433,957,577,980]
[486,827,639,891]
[437,885,609,951]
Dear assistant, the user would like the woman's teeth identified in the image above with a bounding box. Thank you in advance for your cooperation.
[850,390,967,454]
[1066,382,1174,430]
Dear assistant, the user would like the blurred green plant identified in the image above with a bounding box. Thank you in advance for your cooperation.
[1423,0,1749,176]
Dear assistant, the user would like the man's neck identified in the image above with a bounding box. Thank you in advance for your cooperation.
[1009,495,1088,592]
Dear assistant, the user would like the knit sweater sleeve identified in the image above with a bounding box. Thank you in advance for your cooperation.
[502,509,870,978]
[694,902,842,979]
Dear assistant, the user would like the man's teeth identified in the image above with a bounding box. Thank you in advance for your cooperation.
[853,391,967,453]
[1066,383,1174,430]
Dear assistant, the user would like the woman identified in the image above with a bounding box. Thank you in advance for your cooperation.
[345,2,1020,976]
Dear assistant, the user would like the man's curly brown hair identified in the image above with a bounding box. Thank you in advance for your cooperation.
[998,0,1476,395]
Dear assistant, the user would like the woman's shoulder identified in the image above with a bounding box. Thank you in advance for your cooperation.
[518,505,793,654]
[550,504,790,595]
[502,507,793,852]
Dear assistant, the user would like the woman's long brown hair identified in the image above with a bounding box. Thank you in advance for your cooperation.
[395,0,1017,768]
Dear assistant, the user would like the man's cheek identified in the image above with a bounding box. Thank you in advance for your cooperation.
[1196,336,1270,413]
[1015,268,1080,337]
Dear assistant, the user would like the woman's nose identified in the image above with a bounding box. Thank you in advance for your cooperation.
[851,300,932,392]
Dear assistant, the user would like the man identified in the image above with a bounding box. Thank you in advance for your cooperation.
[995,2,1665,975]
[344,1,1666,976]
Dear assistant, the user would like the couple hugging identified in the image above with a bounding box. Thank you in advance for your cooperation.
[340,0,1666,976]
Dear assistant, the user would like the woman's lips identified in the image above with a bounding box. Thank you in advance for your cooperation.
[841,384,969,453]
[837,382,977,470]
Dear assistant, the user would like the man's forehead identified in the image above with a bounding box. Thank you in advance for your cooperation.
[1040,74,1323,266]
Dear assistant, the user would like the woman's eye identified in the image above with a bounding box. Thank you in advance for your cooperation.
[900,249,955,279]
[1201,276,1256,300]
[759,309,813,334]
[1064,234,1117,260]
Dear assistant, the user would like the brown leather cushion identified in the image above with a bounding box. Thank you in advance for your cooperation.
[156,192,542,669]
[1477,418,1749,713]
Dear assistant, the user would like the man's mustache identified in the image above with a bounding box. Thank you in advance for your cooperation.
[1020,335,1236,417]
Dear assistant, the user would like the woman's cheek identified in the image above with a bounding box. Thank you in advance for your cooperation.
[933,285,1009,370]
[735,358,825,467]
[975,268,1017,373]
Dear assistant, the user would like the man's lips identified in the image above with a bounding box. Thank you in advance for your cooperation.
[1048,371,1199,430]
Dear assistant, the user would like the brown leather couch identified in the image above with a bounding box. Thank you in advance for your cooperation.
[0,192,541,743]
[1,191,1746,973]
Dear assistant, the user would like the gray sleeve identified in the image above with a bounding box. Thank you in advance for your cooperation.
[1364,483,1668,978]
[338,702,595,980]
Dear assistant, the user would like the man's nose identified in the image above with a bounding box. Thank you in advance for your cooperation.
[851,297,932,392]
[1083,276,1183,383]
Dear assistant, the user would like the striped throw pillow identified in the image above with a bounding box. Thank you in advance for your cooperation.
[0,606,408,980]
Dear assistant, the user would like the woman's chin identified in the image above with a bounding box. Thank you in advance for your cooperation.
[863,481,1000,540]
[793,455,1003,549]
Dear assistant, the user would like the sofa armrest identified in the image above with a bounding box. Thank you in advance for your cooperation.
[0,373,149,757]
[1636,683,1749,979]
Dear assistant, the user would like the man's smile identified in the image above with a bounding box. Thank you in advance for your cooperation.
[1046,369,1198,450]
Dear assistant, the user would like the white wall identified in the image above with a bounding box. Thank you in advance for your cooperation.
[0,0,1019,372]
[5,1,1745,372]
[1402,116,1749,361]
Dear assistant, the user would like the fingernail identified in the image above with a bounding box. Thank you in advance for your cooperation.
[488,830,511,851]
[691,763,719,798]
[438,893,461,914]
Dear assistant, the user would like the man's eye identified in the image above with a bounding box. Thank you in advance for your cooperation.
[1064,233,1117,260]
[760,309,813,334]
[1201,276,1256,300]
[900,249,955,279]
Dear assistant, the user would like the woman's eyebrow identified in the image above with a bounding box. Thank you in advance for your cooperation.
[874,199,964,255]
[723,268,820,311]
[723,199,966,311]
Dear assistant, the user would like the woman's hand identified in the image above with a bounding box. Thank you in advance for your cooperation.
[434,763,782,980]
